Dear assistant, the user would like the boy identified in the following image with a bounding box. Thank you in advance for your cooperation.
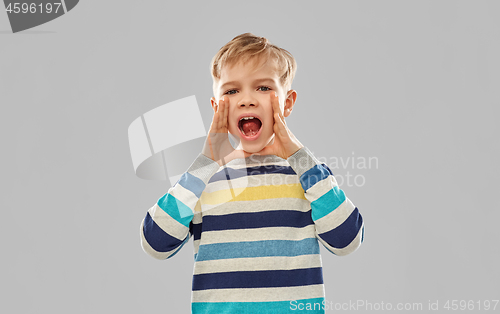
[140,33,364,314]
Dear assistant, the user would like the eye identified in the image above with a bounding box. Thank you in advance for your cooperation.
[224,89,237,95]
[257,86,271,92]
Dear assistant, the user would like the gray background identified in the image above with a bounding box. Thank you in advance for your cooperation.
[1,1,499,313]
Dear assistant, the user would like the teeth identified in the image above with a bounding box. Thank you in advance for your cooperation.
[240,116,255,121]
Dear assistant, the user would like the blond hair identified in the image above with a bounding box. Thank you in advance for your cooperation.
[211,33,297,93]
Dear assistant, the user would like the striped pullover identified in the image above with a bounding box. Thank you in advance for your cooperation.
[140,147,364,314]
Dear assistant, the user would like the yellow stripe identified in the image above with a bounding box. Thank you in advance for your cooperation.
[194,199,202,213]
[200,183,307,205]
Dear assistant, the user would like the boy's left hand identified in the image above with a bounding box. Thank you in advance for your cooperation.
[258,92,304,159]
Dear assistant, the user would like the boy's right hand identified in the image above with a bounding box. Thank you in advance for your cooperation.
[202,96,247,167]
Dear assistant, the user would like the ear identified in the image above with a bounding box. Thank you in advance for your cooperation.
[283,90,297,118]
[210,97,217,112]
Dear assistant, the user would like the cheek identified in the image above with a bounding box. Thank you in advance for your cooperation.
[228,111,240,133]
[230,121,238,132]
[264,104,275,127]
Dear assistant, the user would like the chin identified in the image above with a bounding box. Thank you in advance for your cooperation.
[241,145,264,154]
[239,135,274,154]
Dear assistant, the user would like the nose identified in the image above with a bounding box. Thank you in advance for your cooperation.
[237,91,258,107]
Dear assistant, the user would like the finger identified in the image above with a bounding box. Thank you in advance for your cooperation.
[210,101,219,132]
[222,96,229,130]
[271,92,278,119]
[271,93,285,132]
[271,92,285,132]
[217,97,225,131]
[272,92,285,121]
[274,110,287,138]
[207,132,215,160]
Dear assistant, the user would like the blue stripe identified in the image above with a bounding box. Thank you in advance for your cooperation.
[193,267,323,290]
[177,172,205,198]
[300,164,330,191]
[143,212,186,253]
[209,164,296,183]
[192,298,325,314]
[196,238,320,261]
[157,193,193,227]
[311,186,346,221]
[318,207,363,249]
[202,210,313,232]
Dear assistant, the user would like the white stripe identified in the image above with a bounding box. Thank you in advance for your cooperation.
[193,255,322,275]
[193,239,201,254]
[223,158,289,171]
[200,198,311,216]
[192,284,325,302]
[316,222,363,256]
[287,147,320,178]
[204,171,301,193]
[200,225,316,245]
[187,153,222,183]
[169,182,199,211]
[192,211,202,223]
[314,197,356,234]
[147,204,188,241]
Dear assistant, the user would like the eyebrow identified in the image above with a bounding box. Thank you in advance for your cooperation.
[219,78,276,91]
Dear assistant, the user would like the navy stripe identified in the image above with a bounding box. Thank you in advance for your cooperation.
[143,212,186,253]
[361,225,365,243]
[321,163,334,176]
[191,222,202,241]
[196,238,320,261]
[167,235,190,259]
[192,267,323,290]
[209,164,296,183]
[202,210,313,232]
[318,207,363,249]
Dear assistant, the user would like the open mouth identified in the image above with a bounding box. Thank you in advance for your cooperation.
[238,116,262,138]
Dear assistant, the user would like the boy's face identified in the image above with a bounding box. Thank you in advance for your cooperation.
[211,57,294,154]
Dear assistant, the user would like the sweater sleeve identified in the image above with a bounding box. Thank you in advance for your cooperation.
[287,147,364,256]
[140,153,220,260]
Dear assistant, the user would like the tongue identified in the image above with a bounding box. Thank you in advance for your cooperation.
[241,120,260,136]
